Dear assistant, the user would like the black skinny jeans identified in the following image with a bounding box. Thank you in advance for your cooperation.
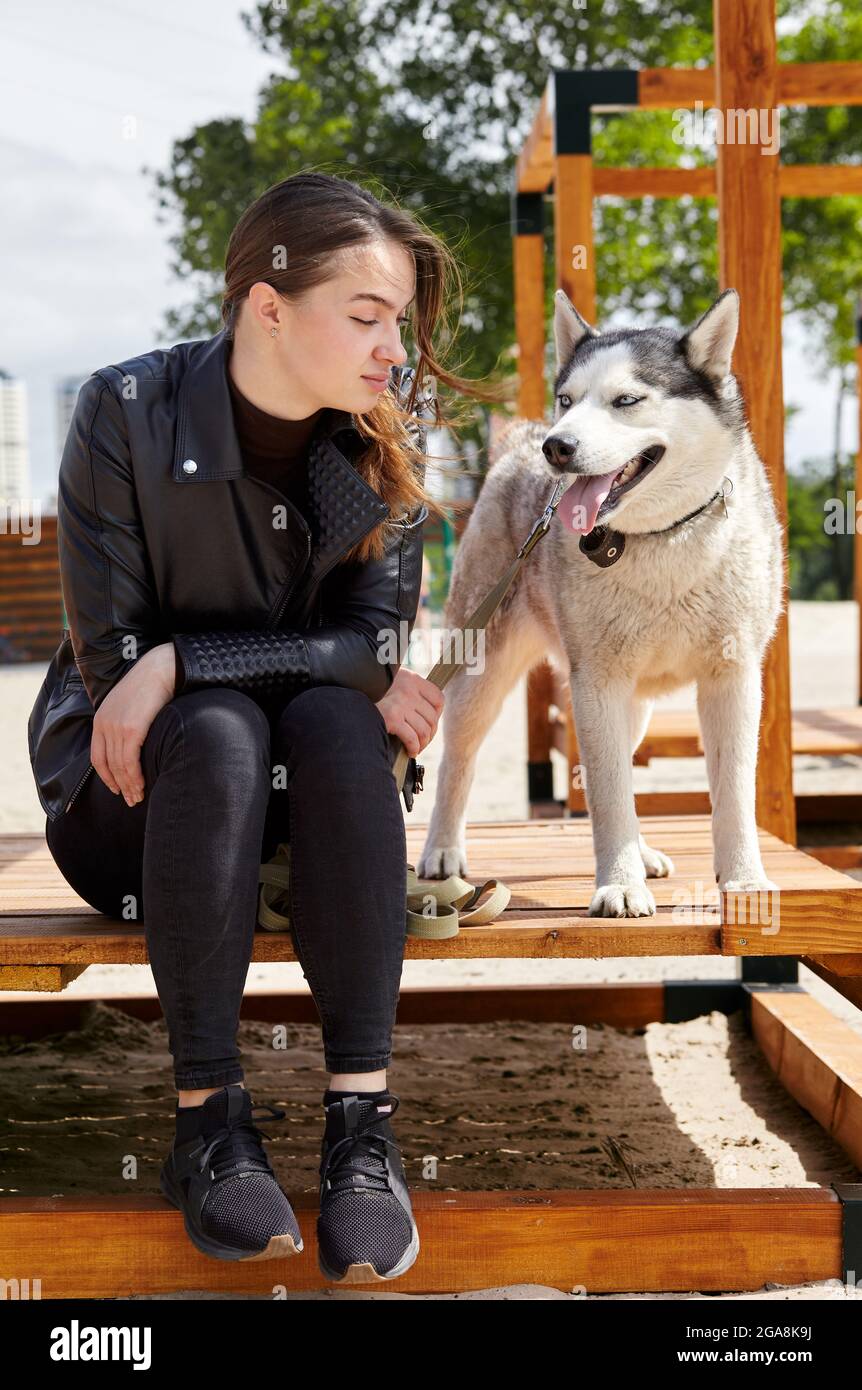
[45,685,408,1089]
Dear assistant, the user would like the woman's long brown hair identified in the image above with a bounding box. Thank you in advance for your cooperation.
[221,172,515,565]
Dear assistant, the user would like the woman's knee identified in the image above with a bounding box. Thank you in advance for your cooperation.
[155,686,272,755]
[274,686,387,754]
[144,687,274,794]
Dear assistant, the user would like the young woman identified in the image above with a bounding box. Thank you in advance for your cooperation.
[27,172,501,1281]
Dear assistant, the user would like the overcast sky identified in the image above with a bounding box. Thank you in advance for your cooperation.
[1,0,856,506]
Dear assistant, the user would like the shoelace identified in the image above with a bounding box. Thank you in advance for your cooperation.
[188,1103,287,1182]
[320,1099,401,1196]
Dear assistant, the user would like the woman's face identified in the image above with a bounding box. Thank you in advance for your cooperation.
[244,239,416,414]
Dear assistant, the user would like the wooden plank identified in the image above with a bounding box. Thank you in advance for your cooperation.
[633,706,862,762]
[751,989,862,1167]
[593,165,862,199]
[0,964,86,992]
[516,78,552,194]
[715,0,794,845]
[637,63,862,111]
[0,983,669,1033]
[802,957,862,1006]
[513,232,546,421]
[0,1189,841,1296]
[858,334,862,703]
[3,822,861,966]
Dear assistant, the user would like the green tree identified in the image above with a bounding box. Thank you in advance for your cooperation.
[147,0,862,457]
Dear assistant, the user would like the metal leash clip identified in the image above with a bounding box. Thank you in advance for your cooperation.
[516,477,567,561]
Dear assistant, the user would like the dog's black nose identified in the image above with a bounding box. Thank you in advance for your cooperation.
[542,436,579,471]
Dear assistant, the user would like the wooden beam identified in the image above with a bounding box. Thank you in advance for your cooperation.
[591,164,862,198]
[715,0,795,845]
[516,78,553,194]
[751,988,862,1168]
[0,1189,842,1295]
[637,63,862,112]
[857,318,862,704]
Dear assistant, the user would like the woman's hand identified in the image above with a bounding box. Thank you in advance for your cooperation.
[90,642,177,805]
[375,665,444,757]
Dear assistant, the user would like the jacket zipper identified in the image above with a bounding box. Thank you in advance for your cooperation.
[271,527,311,627]
[65,761,94,814]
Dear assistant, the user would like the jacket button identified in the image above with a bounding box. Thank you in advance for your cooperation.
[182,458,197,474]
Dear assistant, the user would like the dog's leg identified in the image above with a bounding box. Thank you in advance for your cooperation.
[417,617,548,879]
[631,696,674,879]
[570,674,656,917]
[696,662,779,891]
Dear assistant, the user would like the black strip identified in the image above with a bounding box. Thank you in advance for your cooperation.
[741,956,799,984]
[527,761,555,802]
[832,1183,862,1288]
[553,69,640,155]
[664,980,745,1022]
[510,190,545,237]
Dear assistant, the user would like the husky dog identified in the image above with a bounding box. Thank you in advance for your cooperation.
[417,287,784,916]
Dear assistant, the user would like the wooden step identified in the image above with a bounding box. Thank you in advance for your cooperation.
[2,819,861,984]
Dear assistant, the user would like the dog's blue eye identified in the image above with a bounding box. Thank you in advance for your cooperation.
[613,394,644,408]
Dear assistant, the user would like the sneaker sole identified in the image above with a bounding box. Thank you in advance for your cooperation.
[160,1158,304,1263]
[317,1218,420,1283]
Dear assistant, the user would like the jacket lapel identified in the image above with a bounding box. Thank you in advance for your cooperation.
[171,327,391,590]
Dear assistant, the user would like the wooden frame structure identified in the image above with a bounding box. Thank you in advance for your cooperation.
[2,0,862,1297]
[513,35,862,834]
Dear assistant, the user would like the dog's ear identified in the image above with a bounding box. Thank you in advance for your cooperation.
[680,288,739,382]
[553,289,599,366]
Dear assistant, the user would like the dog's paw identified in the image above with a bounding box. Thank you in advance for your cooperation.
[640,841,674,878]
[416,844,467,879]
[588,883,657,918]
[720,877,779,894]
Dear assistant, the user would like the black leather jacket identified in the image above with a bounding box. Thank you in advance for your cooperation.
[28,326,433,823]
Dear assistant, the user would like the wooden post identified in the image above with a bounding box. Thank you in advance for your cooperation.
[856,299,862,704]
[554,149,596,812]
[512,191,546,422]
[513,190,560,813]
[714,0,796,844]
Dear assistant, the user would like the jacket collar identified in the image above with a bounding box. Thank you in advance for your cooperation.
[171,328,391,595]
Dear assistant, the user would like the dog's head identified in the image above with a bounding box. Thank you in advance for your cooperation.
[543,289,744,536]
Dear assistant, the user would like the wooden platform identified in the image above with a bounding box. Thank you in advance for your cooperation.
[3,819,862,992]
[633,706,862,764]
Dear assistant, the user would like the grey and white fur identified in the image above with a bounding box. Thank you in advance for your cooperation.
[416,287,784,916]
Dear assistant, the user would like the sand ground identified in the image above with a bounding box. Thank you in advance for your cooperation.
[2,600,861,1300]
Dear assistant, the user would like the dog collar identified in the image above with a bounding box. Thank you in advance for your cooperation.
[578,476,734,568]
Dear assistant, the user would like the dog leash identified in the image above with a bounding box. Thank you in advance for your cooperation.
[387,474,568,798]
[256,477,569,942]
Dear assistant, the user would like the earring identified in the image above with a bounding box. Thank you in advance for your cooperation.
[270,327,278,338]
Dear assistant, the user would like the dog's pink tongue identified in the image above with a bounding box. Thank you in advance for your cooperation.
[557,469,621,535]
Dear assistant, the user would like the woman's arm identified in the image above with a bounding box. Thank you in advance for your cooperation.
[171,501,428,703]
[57,373,164,711]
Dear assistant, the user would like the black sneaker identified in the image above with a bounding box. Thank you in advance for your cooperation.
[159,1083,303,1262]
[317,1091,420,1283]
